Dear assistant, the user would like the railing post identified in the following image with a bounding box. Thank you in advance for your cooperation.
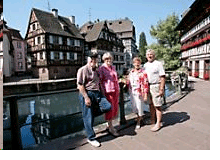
[119,82,126,125]
[9,96,22,150]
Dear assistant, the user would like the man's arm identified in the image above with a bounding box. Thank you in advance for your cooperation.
[78,84,91,107]
[159,75,165,97]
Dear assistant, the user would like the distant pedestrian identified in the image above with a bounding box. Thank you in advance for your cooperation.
[77,52,111,147]
[144,49,165,132]
[128,57,149,129]
[99,52,120,136]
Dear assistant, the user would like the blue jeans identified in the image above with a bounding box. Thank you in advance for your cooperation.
[79,90,111,140]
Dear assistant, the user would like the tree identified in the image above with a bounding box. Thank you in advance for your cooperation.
[139,32,147,63]
[148,13,181,70]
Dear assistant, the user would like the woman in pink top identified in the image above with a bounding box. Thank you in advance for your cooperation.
[99,52,120,136]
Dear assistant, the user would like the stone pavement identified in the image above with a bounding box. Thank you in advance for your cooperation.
[74,78,210,150]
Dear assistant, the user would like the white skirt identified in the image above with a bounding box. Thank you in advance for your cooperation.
[130,92,145,116]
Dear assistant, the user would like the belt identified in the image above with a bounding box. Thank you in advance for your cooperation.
[149,82,160,85]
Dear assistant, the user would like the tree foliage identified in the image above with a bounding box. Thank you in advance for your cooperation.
[139,32,147,62]
[148,13,181,70]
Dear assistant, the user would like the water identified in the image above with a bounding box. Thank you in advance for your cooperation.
[3,83,176,149]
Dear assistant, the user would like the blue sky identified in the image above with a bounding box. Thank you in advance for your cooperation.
[4,0,194,46]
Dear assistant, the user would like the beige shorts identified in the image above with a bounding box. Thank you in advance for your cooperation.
[148,84,163,107]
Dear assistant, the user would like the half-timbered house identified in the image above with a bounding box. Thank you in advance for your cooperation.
[25,8,84,80]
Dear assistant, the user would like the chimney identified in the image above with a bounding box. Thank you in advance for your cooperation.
[69,16,75,24]
[52,8,58,18]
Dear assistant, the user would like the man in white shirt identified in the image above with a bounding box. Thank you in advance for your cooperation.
[144,49,165,132]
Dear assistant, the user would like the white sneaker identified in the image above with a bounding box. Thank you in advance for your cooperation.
[87,139,101,147]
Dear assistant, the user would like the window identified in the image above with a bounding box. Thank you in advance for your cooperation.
[50,51,54,60]
[54,52,59,60]
[37,37,41,45]
[33,38,36,46]
[74,53,77,60]
[70,39,75,46]
[18,62,23,69]
[59,37,63,45]
[70,52,74,60]
[59,52,63,60]
[40,52,43,59]
[32,23,36,31]
[18,52,22,59]
[75,40,80,46]
[17,41,21,48]
[67,52,70,60]
[53,36,59,44]
[49,35,53,43]
[42,68,46,73]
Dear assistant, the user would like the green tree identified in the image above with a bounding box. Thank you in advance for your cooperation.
[148,13,181,70]
[139,32,147,63]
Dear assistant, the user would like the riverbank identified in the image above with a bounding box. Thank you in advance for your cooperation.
[3,78,77,96]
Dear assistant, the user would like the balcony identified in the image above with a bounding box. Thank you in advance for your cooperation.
[48,44,82,52]
[28,44,46,52]
[180,16,210,43]
[181,34,210,51]
[181,43,210,59]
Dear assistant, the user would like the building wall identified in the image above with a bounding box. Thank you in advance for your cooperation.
[3,33,14,78]
[180,16,210,79]
[12,40,27,73]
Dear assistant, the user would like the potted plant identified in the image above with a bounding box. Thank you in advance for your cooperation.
[204,73,209,80]
[194,72,199,78]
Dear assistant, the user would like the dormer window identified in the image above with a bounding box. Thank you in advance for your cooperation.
[63,26,68,31]
[119,21,122,24]
[32,23,36,31]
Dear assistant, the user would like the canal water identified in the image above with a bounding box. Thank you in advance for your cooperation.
[3,83,176,149]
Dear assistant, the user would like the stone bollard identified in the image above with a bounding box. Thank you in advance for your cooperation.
[119,82,127,125]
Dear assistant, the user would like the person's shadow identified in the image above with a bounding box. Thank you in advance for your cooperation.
[97,118,137,143]
[161,111,190,128]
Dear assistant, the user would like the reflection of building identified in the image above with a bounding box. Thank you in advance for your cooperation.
[25,8,84,80]
[176,0,210,79]
[80,20,125,74]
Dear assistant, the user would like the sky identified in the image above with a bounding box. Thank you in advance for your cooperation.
[4,0,194,47]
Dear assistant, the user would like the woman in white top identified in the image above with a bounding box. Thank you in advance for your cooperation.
[129,57,149,129]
